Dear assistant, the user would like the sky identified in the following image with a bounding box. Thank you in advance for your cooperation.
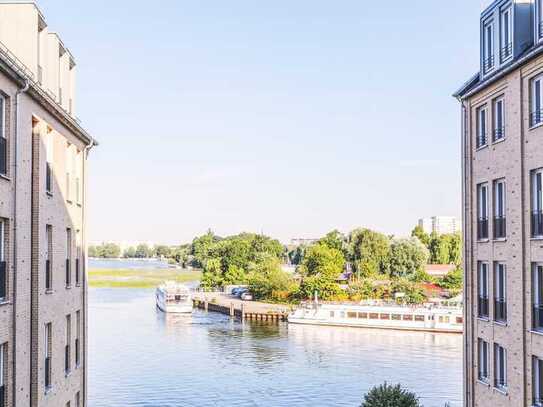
[37,0,485,244]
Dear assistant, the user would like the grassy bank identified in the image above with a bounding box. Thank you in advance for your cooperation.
[89,268,202,288]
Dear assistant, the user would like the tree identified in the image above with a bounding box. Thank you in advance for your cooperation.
[448,233,462,265]
[318,230,345,252]
[411,225,430,247]
[429,233,450,264]
[438,267,463,293]
[123,246,136,258]
[192,230,219,268]
[247,256,295,301]
[155,245,172,259]
[361,383,421,407]
[135,244,152,259]
[288,245,306,265]
[348,229,391,278]
[298,244,344,300]
[88,245,98,258]
[388,238,429,279]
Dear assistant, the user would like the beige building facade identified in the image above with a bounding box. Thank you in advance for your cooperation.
[0,2,95,407]
[455,0,543,406]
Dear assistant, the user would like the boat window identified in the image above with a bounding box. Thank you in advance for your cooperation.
[456,316,463,324]
[347,312,357,318]
[402,315,414,321]
[340,312,345,318]
[358,312,368,319]
[380,314,390,320]
[414,315,425,322]
[391,314,401,320]
[369,313,379,320]
[330,311,335,318]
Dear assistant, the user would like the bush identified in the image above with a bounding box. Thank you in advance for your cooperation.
[361,383,421,407]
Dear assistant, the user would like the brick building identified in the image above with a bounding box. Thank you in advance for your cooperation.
[0,2,96,407]
[455,0,543,405]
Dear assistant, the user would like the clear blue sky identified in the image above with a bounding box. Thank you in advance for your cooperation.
[39,0,486,244]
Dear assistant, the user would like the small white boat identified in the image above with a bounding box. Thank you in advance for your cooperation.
[288,299,463,334]
[155,282,193,313]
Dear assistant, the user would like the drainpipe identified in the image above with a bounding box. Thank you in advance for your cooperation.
[12,78,29,407]
[81,136,94,407]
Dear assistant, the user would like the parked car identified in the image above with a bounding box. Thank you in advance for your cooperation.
[231,287,244,296]
[240,292,253,301]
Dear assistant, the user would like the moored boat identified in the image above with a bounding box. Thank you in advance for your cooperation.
[288,300,463,333]
[155,282,193,313]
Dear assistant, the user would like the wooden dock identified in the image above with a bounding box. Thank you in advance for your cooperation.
[192,293,291,322]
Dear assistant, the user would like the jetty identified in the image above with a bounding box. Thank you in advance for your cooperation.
[192,292,292,322]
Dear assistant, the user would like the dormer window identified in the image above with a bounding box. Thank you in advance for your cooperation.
[483,20,495,74]
[538,0,543,41]
[500,6,512,62]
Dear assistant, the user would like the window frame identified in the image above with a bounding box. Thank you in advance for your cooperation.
[0,94,6,177]
[494,262,507,323]
[534,355,543,406]
[493,96,505,142]
[532,75,543,128]
[494,343,508,391]
[533,169,543,237]
[478,261,490,319]
[477,105,489,148]
[478,338,490,383]
[483,19,495,74]
[533,263,543,332]
[500,5,513,62]
[493,179,506,239]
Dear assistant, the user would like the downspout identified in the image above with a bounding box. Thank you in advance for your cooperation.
[81,136,94,407]
[12,78,29,407]
[519,71,527,407]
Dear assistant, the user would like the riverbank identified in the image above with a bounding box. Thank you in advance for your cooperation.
[88,268,202,288]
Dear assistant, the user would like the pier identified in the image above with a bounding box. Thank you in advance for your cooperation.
[192,292,292,322]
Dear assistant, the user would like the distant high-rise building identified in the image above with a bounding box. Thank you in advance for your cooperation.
[418,216,460,235]
[0,2,96,407]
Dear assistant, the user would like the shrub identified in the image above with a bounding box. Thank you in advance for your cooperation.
[361,383,421,407]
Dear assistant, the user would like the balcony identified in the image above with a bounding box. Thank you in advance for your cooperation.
[45,259,51,291]
[478,296,489,318]
[494,298,507,322]
[493,127,505,141]
[500,43,512,62]
[0,261,5,301]
[532,211,543,237]
[493,216,506,239]
[65,259,71,288]
[531,110,543,127]
[478,218,489,240]
[483,55,495,74]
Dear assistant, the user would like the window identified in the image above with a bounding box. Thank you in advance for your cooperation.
[477,105,488,148]
[358,312,367,319]
[66,143,72,202]
[478,338,490,382]
[478,262,489,319]
[66,402,71,407]
[534,356,543,406]
[46,225,52,292]
[66,228,71,288]
[46,130,53,194]
[477,183,489,240]
[75,230,80,286]
[45,323,52,389]
[493,97,505,141]
[494,262,507,323]
[65,314,71,374]
[76,392,80,407]
[380,313,390,320]
[538,0,543,41]
[532,76,543,127]
[75,150,81,205]
[402,314,413,321]
[483,20,495,73]
[347,311,357,319]
[500,7,512,62]
[369,313,378,320]
[414,315,425,322]
[494,343,507,390]
[533,263,543,332]
[0,95,6,176]
[533,170,543,237]
[391,314,401,320]
[0,343,5,407]
[493,179,506,239]
[0,219,6,302]
[75,310,81,367]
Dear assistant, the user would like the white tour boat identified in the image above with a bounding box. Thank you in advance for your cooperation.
[288,299,463,334]
[155,282,193,313]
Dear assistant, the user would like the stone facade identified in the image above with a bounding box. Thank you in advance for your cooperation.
[0,2,95,407]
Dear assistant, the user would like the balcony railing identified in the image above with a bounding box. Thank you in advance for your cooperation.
[45,259,51,291]
[75,258,80,286]
[493,127,505,141]
[45,356,51,388]
[494,298,507,322]
[483,55,495,74]
[46,162,52,193]
[532,211,543,237]
[65,344,70,374]
[494,216,506,239]
[478,218,489,240]
[0,137,6,176]
[531,110,543,127]
[477,132,487,148]
[500,43,512,61]
[478,296,489,318]
[65,259,71,287]
[0,261,5,301]
[540,21,543,39]
[534,304,543,331]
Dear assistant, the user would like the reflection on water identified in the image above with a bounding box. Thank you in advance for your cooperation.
[89,289,462,407]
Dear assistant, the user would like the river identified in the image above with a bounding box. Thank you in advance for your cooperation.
[88,288,463,407]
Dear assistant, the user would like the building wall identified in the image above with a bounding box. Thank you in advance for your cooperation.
[463,51,543,407]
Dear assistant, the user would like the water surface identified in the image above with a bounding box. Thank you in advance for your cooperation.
[89,289,462,407]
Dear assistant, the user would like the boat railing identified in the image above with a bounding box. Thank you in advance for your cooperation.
[299,300,462,311]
